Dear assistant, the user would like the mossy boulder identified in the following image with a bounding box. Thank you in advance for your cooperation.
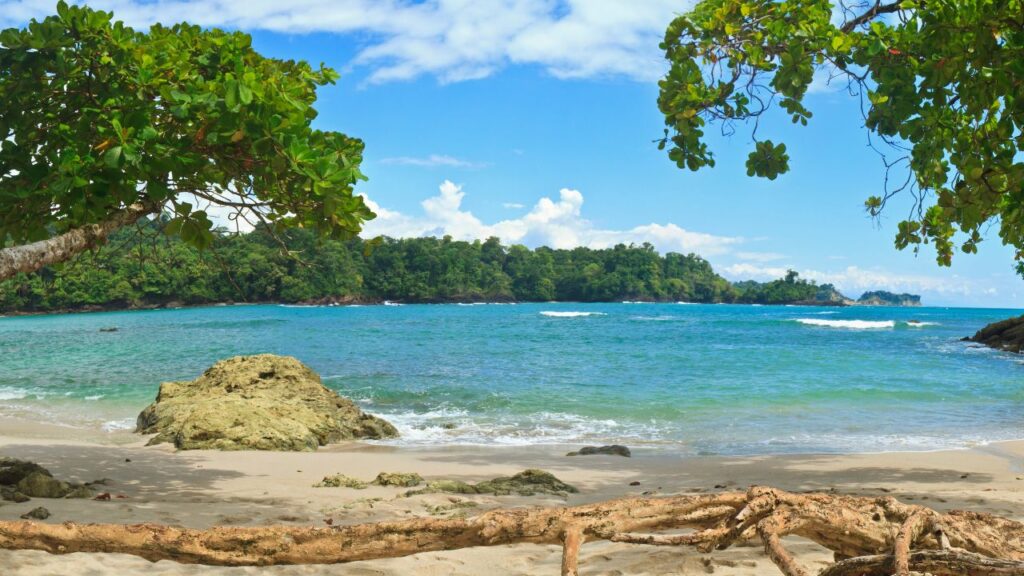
[0,458,48,485]
[0,458,92,501]
[17,472,71,498]
[136,355,399,451]
[373,472,423,487]
[20,506,50,520]
[566,445,631,457]
[314,474,367,489]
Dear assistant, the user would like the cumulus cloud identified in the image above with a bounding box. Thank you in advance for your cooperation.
[361,180,740,256]
[0,0,687,84]
[379,154,488,169]
[721,262,986,298]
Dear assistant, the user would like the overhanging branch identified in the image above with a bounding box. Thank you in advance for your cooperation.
[0,201,161,281]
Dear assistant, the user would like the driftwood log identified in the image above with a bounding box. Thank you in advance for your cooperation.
[1,486,1022,575]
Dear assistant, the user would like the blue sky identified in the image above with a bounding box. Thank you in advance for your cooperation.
[2,1,1019,307]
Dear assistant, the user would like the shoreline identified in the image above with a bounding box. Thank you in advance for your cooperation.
[3,411,1022,459]
[2,419,1024,574]
[0,297,933,319]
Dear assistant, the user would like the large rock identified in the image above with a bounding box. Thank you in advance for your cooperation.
[136,355,398,451]
[966,315,1024,353]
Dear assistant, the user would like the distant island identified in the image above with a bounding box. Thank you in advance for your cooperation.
[0,223,920,314]
[855,291,922,307]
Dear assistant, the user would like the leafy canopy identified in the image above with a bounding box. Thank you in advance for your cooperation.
[659,0,1024,269]
[0,2,371,251]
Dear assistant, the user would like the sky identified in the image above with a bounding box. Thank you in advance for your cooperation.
[2,1,1020,307]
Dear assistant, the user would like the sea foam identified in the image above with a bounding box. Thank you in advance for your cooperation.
[0,387,29,401]
[540,311,606,318]
[795,318,895,329]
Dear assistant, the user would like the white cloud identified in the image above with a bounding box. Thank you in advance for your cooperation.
[502,202,525,209]
[361,180,740,256]
[721,263,986,298]
[0,0,687,84]
[735,251,786,263]
[379,154,487,169]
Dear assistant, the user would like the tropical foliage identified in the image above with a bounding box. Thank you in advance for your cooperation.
[731,269,820,304]
[0,2,369,277]
[659,0,1024,271]
[0,225,740,311]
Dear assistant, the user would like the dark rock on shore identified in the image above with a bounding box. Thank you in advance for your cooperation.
[965,315,1024,353]
[136,354,399,451]
[20,506,50,520]
[408,469,578,497]
[567,445,631,457]
[0,458,93,501]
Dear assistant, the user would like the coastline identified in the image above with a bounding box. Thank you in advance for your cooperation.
[0,296,930,319]
[2,418,1023,575]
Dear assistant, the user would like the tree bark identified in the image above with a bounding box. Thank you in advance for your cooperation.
[0,201,159,281]
[0,487,1022,574]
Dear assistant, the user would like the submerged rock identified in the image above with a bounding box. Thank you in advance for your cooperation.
[136,355,398,451]
[566,445,631,457]
[409,469,578,497]
[966,315,1024,353]
[373,472,423,487]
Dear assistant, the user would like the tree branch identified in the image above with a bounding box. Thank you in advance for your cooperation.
[840,1,905,33]
[0,201,161,281]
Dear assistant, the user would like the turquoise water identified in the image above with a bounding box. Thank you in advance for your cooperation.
[1,302,1022,455]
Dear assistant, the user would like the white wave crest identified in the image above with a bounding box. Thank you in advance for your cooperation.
[540,311,606,318]
[795,318,895,329]
[0,387,29,401]
[905,321,939,327]
[101,418,136,432]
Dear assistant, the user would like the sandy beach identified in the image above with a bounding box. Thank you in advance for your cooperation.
[1,416,1022,575]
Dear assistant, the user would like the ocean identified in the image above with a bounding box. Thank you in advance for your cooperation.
[1,302,1021,455]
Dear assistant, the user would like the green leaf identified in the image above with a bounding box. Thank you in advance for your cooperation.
[104,146,122,168]
[238,82,253,105]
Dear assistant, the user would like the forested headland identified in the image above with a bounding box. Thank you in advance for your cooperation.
[0,222,876,313]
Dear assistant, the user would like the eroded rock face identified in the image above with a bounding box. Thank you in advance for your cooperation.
[136,355,398,451]
[966,315,1024,353]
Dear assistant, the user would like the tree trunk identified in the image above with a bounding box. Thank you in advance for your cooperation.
[0,487,1022,575]
[0,202,159,281]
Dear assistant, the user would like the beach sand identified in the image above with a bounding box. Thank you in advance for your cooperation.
[1,417,1022,575]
